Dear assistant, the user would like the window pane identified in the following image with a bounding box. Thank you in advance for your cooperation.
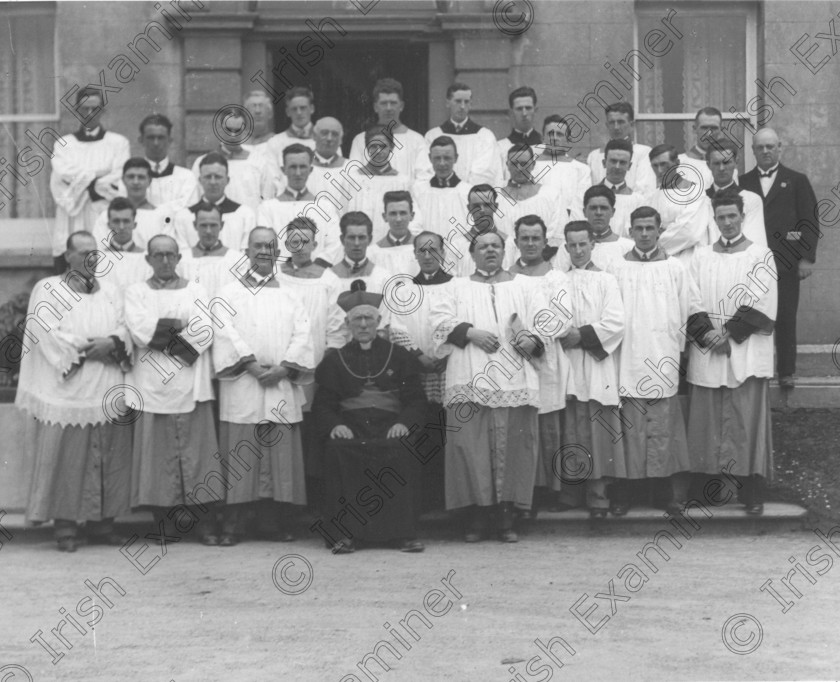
[637,9,747,150]
[0,12,55,116]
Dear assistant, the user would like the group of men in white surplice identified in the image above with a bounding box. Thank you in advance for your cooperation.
[23,78,778,551]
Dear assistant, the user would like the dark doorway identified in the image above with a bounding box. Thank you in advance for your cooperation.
[269,40,429,158]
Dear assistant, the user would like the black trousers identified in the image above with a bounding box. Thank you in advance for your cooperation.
[775,269,800,377]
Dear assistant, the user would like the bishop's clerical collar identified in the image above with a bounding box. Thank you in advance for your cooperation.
[593,227,614,242]
[719,234,746,249]
[475,267,501,278]
[634,246,659,261]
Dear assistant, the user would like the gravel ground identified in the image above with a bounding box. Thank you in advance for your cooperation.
[2,523,839,682]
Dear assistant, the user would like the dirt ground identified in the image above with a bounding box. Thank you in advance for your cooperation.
[2,521,840,682]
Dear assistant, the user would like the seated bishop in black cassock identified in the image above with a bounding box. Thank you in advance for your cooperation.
[311,284,427,554]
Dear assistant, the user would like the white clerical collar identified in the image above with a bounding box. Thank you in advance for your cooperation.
[84,126,102,137]
[387,232,410,245]
[450,118,469,130]
[250,269,276,284]
[315,151,338,165]
[634,246,658,260]
[147,156,169,171]
[517,258,542,269]
[714,181,737,193]
[574,259,593,270]
[202,194,227,206]
[344,256,368,269]
[475,267,501,278]
[422,270,440,280]
[111,239,135,252]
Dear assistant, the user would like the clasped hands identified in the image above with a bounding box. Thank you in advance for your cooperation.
[246,361,290,386]
[330,423,409,439]
[466,328,539,356]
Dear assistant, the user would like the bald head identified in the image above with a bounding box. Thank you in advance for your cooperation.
[147,234,179,255]
[752,128,781,171]
[313,116,343,158]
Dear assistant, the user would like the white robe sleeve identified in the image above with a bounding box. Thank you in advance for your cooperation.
[659,197,708,257]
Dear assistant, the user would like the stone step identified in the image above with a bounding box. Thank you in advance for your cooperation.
[796,345,840,378]
[770,376,840,408]
[1,503,811,541]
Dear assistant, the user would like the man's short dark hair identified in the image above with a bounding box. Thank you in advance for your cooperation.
[648,144,678,163]
[542,114,571,136]
[340,211,373,236]
[364,127,395,148]
[604,102,635,120]
[584,185,616,209]
[199,152,229,171]
[373,78,403,102]
[282,143,315,163]
[508,86,537,108]
[383,190,413,212]
[413,230,444,250]
[564,220,595,241]
[193,201,223,221]
[468,229,504,253]
[468,184,498,204]
[705,137,740,161]
[446,83,471,99]
[605,138,634,158]
[514,214,547,239]
[123,157,152,177]
[139,113,173,135]
[695,106,723,122]
[75,87,102,105]
[711,190,744,214]
[67,230,95,251]
[430,135,457,152]
[630,205,662,228]
[286,86,314,104]
[108,196,137,219]
[285,216,318,236]
[507,142,535,160]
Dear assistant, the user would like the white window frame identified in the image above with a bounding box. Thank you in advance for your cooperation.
[632,3,758,169]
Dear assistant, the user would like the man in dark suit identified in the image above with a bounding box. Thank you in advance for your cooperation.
[739,128,818,388]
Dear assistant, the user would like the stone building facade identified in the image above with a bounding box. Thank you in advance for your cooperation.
[1,0,838,343]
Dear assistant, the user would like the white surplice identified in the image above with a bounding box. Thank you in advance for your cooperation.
[343,168,422,243]
[565,268,624,406]
[212,281,314,424]
[612,192,646,237]
[431,275,551,407]
[180,249,243,299]
[647,188,710,266]
[124,280,215,413]
[533,153,590,221]
[92,205,178,251]
[147,164,200,210]
[49,132,131,256]
[687,243,777,388]
[16,277,132,426]
[608,256,702,400]
[495,185,567,246]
